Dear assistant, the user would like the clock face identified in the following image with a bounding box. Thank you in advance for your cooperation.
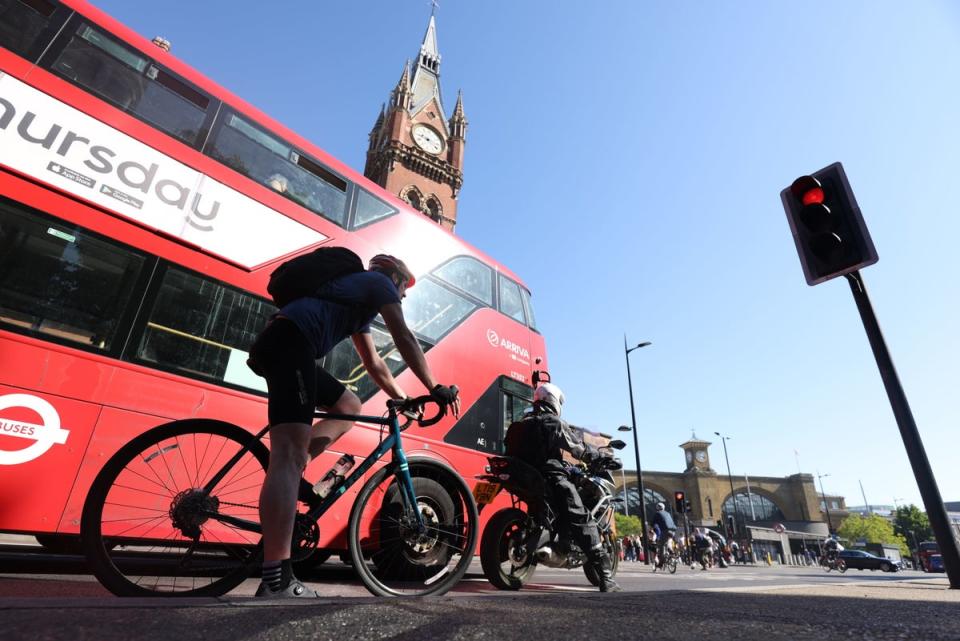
[412,124,444,155]
[695,450,707,463]
[685,450,693,464]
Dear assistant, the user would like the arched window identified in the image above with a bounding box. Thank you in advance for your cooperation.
[426,197,442,223]
[722,492,784,523]
[403,187,422,212]
[617,486,666,523]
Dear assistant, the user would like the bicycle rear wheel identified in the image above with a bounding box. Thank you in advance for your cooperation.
[348,459,478,597]
[81,419,269,597]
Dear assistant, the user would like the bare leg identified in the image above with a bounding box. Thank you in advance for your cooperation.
[260,422,311,562]
[307,389,362,459]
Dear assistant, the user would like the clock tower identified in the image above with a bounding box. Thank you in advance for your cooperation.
[364,15,466,232]
[680,433,714,473]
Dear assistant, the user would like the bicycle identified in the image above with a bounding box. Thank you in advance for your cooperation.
[81,393,478,598]
[819,553,847,573]
[654,538,679,574]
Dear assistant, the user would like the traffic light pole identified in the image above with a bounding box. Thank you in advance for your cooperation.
[846,271,960,588]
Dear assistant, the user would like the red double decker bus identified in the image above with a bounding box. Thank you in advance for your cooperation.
[0,0,545,556]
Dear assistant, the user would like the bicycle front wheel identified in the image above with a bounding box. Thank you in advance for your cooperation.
[348,459,478,597]
[81,419,269,597]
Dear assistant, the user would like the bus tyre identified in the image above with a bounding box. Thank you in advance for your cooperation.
[480,508,538,590]
[81,419,270,597]
[584,531,620,587]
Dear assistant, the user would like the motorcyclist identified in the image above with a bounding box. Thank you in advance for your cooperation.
[503,382,621,592]
[652,502,677,570]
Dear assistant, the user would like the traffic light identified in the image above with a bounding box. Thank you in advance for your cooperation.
[780,162,878,286]
[674,491,685,513]
[684,499,692,513]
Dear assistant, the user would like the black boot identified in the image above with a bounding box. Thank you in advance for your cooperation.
[588,546,622,593]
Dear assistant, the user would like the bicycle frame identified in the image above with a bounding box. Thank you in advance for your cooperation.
[197,407,425,537]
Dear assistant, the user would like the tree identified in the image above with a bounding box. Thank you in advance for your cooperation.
[614,513,642,537]
[837,513,909,555]
[893,504,932,551]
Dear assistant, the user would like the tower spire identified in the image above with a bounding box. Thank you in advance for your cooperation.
[449,90,467,140]
[391,61,412,110]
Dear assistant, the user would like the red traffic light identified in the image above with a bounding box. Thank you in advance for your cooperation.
[674,491,684,500]
[790,175,824,206]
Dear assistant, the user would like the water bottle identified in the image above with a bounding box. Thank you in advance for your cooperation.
[312,454,356,498]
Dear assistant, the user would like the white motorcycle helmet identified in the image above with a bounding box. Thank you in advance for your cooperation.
[533,382,565,416]
[656,502,666,511]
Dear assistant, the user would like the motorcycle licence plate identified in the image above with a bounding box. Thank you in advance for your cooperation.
[472,481,500,505]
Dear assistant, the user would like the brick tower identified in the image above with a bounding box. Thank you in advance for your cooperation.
[364,15,466,232]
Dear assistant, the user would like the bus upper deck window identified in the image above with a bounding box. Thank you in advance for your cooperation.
[48,23,210,145]
[209,112,350,227]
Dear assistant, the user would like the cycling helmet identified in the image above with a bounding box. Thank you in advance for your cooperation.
[533,382,565,416]
[656,502,665,511]
[368,254,415,288]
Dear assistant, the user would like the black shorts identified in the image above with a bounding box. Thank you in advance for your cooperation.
[248,318,346,425]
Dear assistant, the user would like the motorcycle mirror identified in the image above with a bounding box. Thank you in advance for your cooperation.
[607,439,626,450]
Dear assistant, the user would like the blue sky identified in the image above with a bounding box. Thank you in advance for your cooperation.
[94,0,960,509]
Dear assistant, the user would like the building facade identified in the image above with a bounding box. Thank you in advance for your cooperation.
[614,436,841,561]
[364,16,466,232]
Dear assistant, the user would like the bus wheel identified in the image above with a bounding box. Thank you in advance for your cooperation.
[35,534,83,555]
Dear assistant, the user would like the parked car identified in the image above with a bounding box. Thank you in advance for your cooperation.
[927,554,945,573]
[838,550,900,572]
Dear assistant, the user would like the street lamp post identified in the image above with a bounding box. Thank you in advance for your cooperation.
[817,471,833,534]
[623,336,652,564]
[714,432,743,540]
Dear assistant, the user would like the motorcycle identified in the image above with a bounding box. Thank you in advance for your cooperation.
[474,438,627,590]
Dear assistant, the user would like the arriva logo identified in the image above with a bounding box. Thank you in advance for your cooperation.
[485,329,530,360]
[0,394,70,465]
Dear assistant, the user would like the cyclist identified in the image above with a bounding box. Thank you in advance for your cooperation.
[247,254,460,598]
[652,502,677,571]
[503,382,621,592]
[823,536,844,566]
[693,527,712,570]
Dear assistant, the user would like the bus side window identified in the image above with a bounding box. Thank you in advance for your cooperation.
[132,266,274,392]
[351,188,397,228]
[433,256,493,306]
[47,23,211,146]
[207,111,349,227]
[0,199,149,352]
[0,0,70,63]
[322,324,432,402]
[498,275,526,324]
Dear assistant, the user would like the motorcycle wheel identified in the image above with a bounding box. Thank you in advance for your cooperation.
[584,530,620,587]
[480,508,538,590]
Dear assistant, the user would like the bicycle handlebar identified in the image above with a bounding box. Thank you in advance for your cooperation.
[386,385,459,428]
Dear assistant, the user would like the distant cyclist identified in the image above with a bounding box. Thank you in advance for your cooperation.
[652,502,677,570]
[823,536,844,564]
[247,254,460,598]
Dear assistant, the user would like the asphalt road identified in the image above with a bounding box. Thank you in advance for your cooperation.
[0,539,935,598]
[2,541,956,641]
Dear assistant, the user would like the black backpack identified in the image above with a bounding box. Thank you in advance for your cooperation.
[266,246,365,308]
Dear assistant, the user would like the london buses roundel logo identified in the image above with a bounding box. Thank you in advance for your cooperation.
[486,329,499,347]
[0,394,70,465]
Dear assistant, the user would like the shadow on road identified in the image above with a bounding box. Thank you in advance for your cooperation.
[2,588,958,641]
